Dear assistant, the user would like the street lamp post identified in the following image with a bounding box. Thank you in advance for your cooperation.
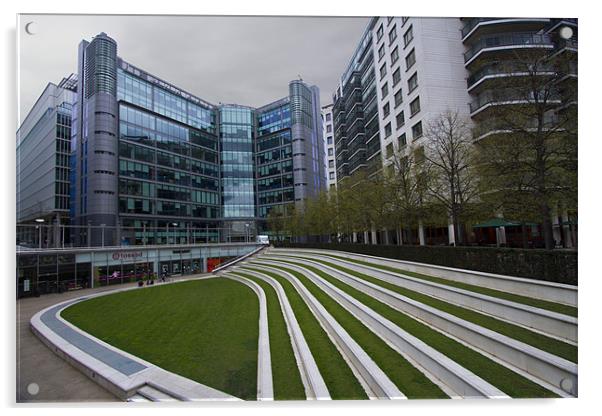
[35,218,44,249]
[172,222,178,245]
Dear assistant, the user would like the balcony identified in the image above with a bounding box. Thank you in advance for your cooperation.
[472,113,560,141]
[462,18,550,41]
[469,89,561,116]
[467,62,555,91]
[464,33,553,65]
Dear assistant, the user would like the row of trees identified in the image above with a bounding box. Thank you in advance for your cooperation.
[268,48,577,250]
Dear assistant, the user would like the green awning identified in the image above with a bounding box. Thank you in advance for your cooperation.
[472,218,522,228]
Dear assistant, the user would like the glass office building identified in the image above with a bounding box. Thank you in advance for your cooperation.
[48,32,325,245]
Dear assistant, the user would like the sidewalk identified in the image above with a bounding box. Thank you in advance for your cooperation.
[17,284,138,402]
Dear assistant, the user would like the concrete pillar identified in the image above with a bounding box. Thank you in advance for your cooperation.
[499,226,507,245]
[383,229,389,245]
[561,207,574,248]
[352,232,357,243]
[418,221,425,246]
[551,205,561,247]
[397,227,403,246]
[448,222,456,246]
[363,230,369,244]
[371,226,377,245]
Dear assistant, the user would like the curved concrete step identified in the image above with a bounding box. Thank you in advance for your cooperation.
[268,253,577,344]
[271,248,577,307]
[253,259,508,399]
[224,275,274,401]
[240,264,406,400]
[137,385,179,402]
[227,269,330,400]
[259,255,577,397]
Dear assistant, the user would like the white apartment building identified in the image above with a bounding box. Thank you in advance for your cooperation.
[321,104,337,189]
[369,17,472,169]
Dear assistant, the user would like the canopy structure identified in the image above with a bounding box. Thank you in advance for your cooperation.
[472,219,536,229]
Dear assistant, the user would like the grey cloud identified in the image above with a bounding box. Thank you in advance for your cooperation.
[18,14,369,117]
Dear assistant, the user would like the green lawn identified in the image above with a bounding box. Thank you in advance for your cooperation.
[260,259,558,398]
[227,271,306,400]
[240,266,367,399]
[247,264,448,399]
[316,253,578,317]
[61,278,260,400]
[284,255,577,363]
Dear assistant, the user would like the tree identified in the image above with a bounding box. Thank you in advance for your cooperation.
[388,145,431,243]
[423,110,480,245]
[474,46,577,249]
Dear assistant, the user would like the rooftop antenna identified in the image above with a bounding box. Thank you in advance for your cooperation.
[298,74,303,81]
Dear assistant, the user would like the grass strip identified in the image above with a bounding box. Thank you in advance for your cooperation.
[321,253,577,317]
[288,256,577,364]
[228,271,306,400]
[240,266,367,400]
[266,259,559,398]
[62,279,259,400]
[247,264,448,399]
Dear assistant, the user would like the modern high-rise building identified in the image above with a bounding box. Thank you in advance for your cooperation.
[17,75,77,246]
[321,104,337,189]
[331,17,577,246]
[18,32,324,246]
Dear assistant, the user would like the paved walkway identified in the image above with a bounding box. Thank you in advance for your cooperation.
[16,284,135,402]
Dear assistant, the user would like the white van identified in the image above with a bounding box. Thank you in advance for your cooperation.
[256,235,270,245]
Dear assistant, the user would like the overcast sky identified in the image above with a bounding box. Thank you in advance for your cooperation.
[18,14,370,118]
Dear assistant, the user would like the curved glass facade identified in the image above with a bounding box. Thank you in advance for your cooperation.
[219,106,255,218]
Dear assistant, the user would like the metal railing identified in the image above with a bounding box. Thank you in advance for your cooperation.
[16,223,258,250]
[469,89,561,114]
[461,18,501,38]
[467,62,556,88]
[464,33,553,63]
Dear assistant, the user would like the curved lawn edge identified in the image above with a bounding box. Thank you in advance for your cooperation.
[61,278,260,400]
[258,258,559,398]
[322,254,578,317]
[284,255,577,363]
[227,271,307,400]
[239,266,368,400]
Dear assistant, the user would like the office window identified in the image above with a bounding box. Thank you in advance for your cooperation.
[383,102,390,117]
[402,17,410,26]
[389,25,397,44]
[378,44,385,60]
[408,72,418,93]
[396,111,405,128]
[328,148,334,156]
[377,24,384,40]
[329,172,335,180]
[386,143,394,158]
[404,25,414,47]
[326,113,331,121]
[329,159,334,168]
[406,48,416,70]
[326,124,332,133]
[327,136,333,145]
[381,83,389,99]
[399,133,407,147]
[394,89,403,107]
[391,47,399,64]
[412,121,423,139]
[410,97,421,116]
[380,63,387,79]
[392,67,401,86]
[387,16,394,24]
[385,122,392,137]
